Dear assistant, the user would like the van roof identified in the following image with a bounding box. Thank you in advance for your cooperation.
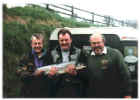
[50,27,138,41]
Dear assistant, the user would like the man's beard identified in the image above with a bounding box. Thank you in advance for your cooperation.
[93,46,103,55]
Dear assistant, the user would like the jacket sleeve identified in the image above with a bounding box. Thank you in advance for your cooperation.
[115,49,132,96]
[76,49,88,66]
[16,54,35,82]
[76,49,89,81]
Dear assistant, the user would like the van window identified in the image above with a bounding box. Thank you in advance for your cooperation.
[124,46,138,64]
[124,46,138,57]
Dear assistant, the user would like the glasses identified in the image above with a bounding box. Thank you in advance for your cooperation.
[90,41,103,45]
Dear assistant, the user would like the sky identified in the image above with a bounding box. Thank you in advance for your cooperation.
[57,0,139,20]
[2,0,140,21]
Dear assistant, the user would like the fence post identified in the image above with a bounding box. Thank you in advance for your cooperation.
[71,6,74,18]
[46,4,49,9]
[110,18,115,26]
[121,21,124,26]
[92,13,94,24]
[106,16,110,26]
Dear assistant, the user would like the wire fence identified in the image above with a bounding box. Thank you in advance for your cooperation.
[45,4,137,28]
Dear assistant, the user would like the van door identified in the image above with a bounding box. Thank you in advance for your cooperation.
[122,41,138,98]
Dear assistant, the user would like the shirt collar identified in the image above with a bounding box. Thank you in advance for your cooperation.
[32,49,46,59]
[91,46,107,56]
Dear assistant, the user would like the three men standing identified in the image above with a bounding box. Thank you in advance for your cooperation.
[17,29,132,98]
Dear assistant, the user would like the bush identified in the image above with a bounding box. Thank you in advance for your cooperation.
[3,21,55,97]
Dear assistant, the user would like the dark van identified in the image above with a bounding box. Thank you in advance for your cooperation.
[49,27,138,98]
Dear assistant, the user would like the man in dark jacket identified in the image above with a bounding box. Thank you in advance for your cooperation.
[50,28,88,98]
[79,33,132,98]
[16,33,56,98]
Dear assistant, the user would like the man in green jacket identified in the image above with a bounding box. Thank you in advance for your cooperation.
[79,33,132,98]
